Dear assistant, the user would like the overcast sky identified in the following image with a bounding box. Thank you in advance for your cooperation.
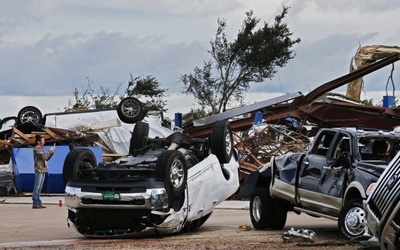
[1,0,400,119]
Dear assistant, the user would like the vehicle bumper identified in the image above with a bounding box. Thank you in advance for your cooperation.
[380,201,400,250]
[65,179,169,210]
[365,191,400,250]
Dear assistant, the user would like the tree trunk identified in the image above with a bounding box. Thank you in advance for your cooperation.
[346,45,400,100]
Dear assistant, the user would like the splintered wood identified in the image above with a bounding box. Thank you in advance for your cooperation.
[234,124,311,180]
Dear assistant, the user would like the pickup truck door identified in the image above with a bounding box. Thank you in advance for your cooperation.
[297,130,348,213]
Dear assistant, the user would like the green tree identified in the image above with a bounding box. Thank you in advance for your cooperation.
[180,7,300,114]
[125,74,168,112]
[65,76,121,111]
[65,77,94,111]
[92,86,120,109]
[66,75,167,112]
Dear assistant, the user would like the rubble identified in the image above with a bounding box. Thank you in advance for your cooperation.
[234,123,311,180]
[0,120,101,195]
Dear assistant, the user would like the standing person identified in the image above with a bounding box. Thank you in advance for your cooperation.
[32,134,55,209]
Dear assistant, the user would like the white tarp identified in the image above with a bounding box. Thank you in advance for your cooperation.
[44,109,172,155]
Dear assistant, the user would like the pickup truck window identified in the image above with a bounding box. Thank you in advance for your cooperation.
[312,131,335,156]
[359,138,390,161]
[334,135,350,159]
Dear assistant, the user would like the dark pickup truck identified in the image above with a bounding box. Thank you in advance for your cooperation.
[238,127,400,239]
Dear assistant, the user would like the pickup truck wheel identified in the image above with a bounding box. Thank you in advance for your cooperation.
[211,120,233,163]
[117,97,145,124]
[129,121,149,156]
[272,199,288,229]
[63,148,97,185]
[250,188,274,229]
[338,199,367,239]
[17,106,43,125]
[156,150,188,197]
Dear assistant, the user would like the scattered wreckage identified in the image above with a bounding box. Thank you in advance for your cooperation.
[365,145,400,249]
[233,121,311,180]
[184,53,400,138]
[183,52,400,182]
[0,108,102,195]
[0,97,170,196]
[63,97,240,237]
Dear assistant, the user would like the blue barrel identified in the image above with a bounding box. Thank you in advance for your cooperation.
[175,113,182,128]
[254,111,263,124]
[383,95,395,108]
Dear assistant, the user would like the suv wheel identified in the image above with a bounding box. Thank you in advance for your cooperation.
[117,97,145,124]
[211,120,233,163]
[338,199,367,239]
[129,121,149,156]
[63,148,97,185]
[17,106,43,125]
[156,150,188,197]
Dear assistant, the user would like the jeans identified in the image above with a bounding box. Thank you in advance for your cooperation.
[32,172,46,207]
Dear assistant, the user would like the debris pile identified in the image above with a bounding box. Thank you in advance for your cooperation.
[234,124,311,180]
[0,121,101,195]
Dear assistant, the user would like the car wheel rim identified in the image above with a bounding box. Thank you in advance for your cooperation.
[252,196,262,222]
[122,99,141,118]
[225,129,232,157]
[344,206,366,236]
[170,159,184,189]
[21,109,40,123]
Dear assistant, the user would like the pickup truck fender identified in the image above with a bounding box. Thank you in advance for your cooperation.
[236,163,271,200]
[343,181,367,204]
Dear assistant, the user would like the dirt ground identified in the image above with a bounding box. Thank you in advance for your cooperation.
[0,203,378,250]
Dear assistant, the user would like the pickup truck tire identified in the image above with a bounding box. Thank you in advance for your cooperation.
[250,188,287,230]
[250,188,274,229]
[211,120,233,163]
[129,121,149,156]
[63,148,97,185]
[156,150,188,197]
[338,199,366,239]
[273,199,288,229]
[117,97,145,124]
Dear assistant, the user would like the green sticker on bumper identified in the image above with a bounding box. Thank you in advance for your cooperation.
[102,191,121,201]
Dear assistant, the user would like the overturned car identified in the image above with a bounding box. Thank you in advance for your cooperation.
[63,97,240,237]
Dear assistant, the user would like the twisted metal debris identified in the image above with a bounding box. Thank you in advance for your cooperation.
[234,124,312,180]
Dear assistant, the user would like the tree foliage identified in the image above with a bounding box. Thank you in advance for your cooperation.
[180,7,300,114]
[125,74,168,112]
[66,75,168,113]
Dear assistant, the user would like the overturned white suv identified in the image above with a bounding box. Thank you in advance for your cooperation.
[63,97,240,237]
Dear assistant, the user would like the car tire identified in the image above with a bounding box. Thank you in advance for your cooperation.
[17,106,43,125]
[211,120,234,163]
[129,121,149,156]
[338,199,367,239]
[63,148,97,185]
[117,97,145,124]
[156,150,188,197]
